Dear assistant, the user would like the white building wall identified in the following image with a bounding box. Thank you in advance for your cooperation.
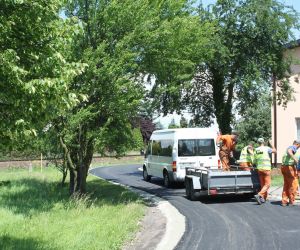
[272,46,300,163]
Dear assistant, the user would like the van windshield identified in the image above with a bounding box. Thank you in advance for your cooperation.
[178,139,215,157]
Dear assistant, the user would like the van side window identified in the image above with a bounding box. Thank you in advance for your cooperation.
[152,140,173,156]
[160,140,173,157]
[152,140,161,156]
[178,140,196,156]
[146,143,151,156]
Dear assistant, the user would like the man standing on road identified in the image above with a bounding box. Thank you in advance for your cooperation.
[216,132,238,171]
[239,142,254,171]
[281,140,300,206]
[254,138,276,205]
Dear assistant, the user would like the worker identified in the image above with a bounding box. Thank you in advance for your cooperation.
[296,148,300,199]
[216,132,238,171]
[254,138,276,205]
[281,140,300,206]
[239,142,254,171]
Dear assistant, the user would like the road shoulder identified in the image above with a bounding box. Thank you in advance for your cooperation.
[89,168,186,250]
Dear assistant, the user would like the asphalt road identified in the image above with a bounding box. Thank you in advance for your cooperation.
[90,164,300,250]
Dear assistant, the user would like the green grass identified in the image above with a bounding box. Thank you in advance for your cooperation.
[0,167,145,250]
[271,174,284,186]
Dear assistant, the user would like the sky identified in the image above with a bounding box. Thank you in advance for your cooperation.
[156,0,300,128]
[201,0,300,12]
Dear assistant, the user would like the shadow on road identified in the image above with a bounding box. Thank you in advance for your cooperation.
[186,194,255,204]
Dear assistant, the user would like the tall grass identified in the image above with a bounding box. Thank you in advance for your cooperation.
[0,167,145,250]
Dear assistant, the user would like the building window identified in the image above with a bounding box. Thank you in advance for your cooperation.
[296,118,300,140]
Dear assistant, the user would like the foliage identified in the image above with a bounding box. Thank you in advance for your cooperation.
[155,121,164,130]
[193,0,300,133]
[138,118,156,145]
[57,0,203,194]
[180,116,188,128]
[139,1,215,117]
[0,0,85,145]
[168,118,180,129]
[146,0,300,133]
[235,94,272,149]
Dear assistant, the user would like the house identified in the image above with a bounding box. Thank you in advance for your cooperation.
[272,40,300,164]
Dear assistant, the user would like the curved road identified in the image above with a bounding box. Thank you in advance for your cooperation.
[90,164,300,250]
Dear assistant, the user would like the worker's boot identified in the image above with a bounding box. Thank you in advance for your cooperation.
[254,194,262,205]
[254,194,264,205]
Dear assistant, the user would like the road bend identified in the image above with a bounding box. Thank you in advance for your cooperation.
[90,164,300,250]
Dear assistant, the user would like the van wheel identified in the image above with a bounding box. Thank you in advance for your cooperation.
[143,166,151,181]
[163,171,171,188]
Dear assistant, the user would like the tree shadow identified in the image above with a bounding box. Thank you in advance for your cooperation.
[193,194,255,204]
[0,235,48,250]
[0,176,144,217]
[0,178,69,216]
[87,179,144,206]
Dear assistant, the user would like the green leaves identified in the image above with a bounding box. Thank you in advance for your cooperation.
[0,0,86,145]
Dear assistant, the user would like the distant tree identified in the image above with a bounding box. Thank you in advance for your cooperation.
[188,119,195,128]
[168,118,180,129]
[139,118,156,145]
[235,94,272,149]
[155,121,164,130]
[180,117,188,128]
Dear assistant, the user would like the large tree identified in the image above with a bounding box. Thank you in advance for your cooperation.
[0,0,84,145]
[149,0,300,133]
[52,0,212,194]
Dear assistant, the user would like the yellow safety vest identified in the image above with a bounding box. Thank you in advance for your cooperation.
[254,146,271,170]
[239,146,253,164]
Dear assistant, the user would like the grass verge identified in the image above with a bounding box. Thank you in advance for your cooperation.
[0,166,145,250]
[271,173,283,186]
[90,155,144,168]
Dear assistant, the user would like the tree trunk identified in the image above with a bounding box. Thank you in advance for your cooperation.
[74,136,94,194]
[69,168,76,195]
[59,136,77,195]
[211,68,233,134]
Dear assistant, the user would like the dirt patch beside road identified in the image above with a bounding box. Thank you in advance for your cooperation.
[123,204,166,250]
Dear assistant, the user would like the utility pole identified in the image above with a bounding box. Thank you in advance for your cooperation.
[272,73,277,167]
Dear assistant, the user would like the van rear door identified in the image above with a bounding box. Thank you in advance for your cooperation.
[177,139,218,169]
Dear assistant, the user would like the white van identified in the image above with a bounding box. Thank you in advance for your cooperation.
[143,128,220,187]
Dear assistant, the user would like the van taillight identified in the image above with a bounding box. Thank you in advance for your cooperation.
[218,160,221,169]
[172,161,177,172]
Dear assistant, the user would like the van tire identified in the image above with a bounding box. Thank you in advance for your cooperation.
[143,166,151,182]
[163,171,171,188]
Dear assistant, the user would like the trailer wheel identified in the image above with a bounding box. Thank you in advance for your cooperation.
[185,177,191,198]
[143,166,151,182]
[186,177,199,201]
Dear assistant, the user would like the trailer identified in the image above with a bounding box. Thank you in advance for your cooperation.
[185,166,261,201]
